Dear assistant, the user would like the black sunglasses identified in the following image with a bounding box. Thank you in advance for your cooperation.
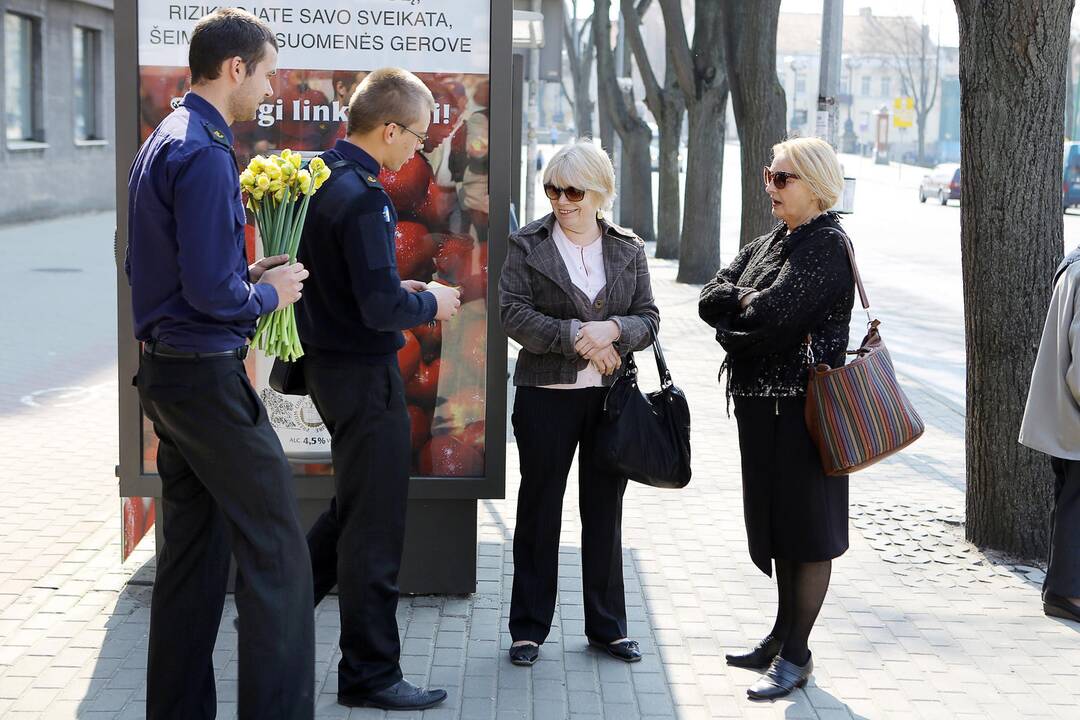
[543,184,586,202]
[763,166,800,189]
[385,121,428,145]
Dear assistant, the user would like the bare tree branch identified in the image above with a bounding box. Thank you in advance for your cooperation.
[657,0,698,99]
[621,0,663,114]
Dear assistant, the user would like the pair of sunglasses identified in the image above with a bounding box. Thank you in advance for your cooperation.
[544,184,586,202]
[763,166,800,189]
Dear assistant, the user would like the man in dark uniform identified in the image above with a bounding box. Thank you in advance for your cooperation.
[295,67,460,711]
[125,9,314,719]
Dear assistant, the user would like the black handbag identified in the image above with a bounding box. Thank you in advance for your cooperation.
[594,335,691,488]
[269,356,307,396]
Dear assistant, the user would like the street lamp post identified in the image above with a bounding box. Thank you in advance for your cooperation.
[842,55,859,154]
[786,56,802,131]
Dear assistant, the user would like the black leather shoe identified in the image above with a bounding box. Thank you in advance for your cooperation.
[1043,592,1080,622]
[588,638,643,663]
[509,643,540,666]
[747,654,813,701]
[725,634,782,670]
[338,679,448,711]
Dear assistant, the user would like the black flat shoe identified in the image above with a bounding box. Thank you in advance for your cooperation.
[1043,592,1080,622]
[509,643,539,666]
[725,634,782,670]
[747,654,813,701]
[338,679,447,711]
[588,638,643,663]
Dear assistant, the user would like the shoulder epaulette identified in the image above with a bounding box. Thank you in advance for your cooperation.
[360,172,384,190]
[201,120,230,148]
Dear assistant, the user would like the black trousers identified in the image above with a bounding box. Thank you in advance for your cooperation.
[509,386,629,645]
[1047,457,1080,596]
[137,354,314,720]
[304,358,410,696]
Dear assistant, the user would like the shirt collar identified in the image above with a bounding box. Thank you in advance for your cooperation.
[552,220,602,252]
[333,139,381,175]
[180,92,233,146]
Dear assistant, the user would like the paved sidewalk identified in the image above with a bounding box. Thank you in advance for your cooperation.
[1,211,1079,720]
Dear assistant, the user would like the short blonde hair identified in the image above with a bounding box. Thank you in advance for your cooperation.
[543,140,616,210]
[772,137,844,211]
[347,67,435,136]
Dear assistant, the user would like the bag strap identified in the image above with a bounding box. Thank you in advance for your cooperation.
[833,231,871,314]
[650,328,673,389]
[804,231,874,364]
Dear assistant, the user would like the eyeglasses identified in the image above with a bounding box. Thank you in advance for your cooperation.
[385,121,428,145]
[763,166,800,189]
[543,184,586,202]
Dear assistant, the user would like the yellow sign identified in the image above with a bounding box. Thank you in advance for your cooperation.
[893,96,915,129]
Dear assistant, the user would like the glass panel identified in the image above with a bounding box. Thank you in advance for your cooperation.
[74,29,86,140]
[74,27,100,140]
[4,13,34,141]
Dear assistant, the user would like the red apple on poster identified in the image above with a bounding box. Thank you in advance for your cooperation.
[412,321,442,361]
[417,178,457,231]
[460,420,485,454]
[418,434,484,477]
[458,243,488,304]
[395,221,436,281]
[397,330,421,382]
[380,153,433,213]
[435,233,475,283]
[406,358,442,407]
[407,404,432,452]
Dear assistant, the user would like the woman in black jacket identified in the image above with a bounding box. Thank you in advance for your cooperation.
[699,137,855,700]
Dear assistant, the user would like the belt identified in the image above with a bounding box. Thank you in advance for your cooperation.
[143,341,249,360]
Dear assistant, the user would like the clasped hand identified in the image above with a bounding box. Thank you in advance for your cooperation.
[575,320,622,376]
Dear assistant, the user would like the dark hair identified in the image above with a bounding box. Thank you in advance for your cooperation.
[347,67,435,136]
[189,8,277,85]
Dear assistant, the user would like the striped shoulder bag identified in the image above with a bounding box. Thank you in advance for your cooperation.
[804,233,924,476]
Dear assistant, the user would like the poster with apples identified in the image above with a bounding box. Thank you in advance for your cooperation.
[130,0,493,558]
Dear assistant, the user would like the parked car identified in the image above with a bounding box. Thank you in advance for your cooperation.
[919,163,961,205]
[1063,142,1080,212]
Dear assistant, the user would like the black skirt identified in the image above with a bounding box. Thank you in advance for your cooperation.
[733,395,849,576]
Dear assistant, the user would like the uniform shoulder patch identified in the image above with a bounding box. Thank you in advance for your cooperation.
[360,172,384,190]
[201,120,230,148]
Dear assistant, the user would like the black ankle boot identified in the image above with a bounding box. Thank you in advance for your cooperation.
[725,634,782,670]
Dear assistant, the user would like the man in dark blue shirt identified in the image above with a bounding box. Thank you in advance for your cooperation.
[125,10,314,719]
[295,68,459,712]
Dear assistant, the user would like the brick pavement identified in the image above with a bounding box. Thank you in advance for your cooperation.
[1,212,1079,719]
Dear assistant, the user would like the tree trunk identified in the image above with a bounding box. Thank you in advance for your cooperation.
[574,76,595,138]
[720,0,786,249]
[594,0,655,242]
[655,88,684,258]
[955,0,1072,560]
[678,93,726,283]
[916,112,928,164]
[623,129,654,239]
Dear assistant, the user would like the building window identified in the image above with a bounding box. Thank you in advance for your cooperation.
[881,77,892,98]
[860,76,871,96]
[73,27,102,140]
[795,76,806,93]
[4,12,42,142]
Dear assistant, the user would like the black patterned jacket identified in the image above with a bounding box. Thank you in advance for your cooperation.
[698,212,855,398]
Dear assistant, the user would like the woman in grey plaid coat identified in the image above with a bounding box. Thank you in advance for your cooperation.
[498,141,659,667]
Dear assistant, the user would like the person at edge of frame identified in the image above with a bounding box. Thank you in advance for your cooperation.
[1019,245,1080,625]
[294,67,462,712]
[125,8,314,720]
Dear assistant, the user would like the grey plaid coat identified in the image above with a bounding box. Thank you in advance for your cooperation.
[499,213,660,387]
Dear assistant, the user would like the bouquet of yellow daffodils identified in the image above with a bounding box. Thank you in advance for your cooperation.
[240,149,331,361]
